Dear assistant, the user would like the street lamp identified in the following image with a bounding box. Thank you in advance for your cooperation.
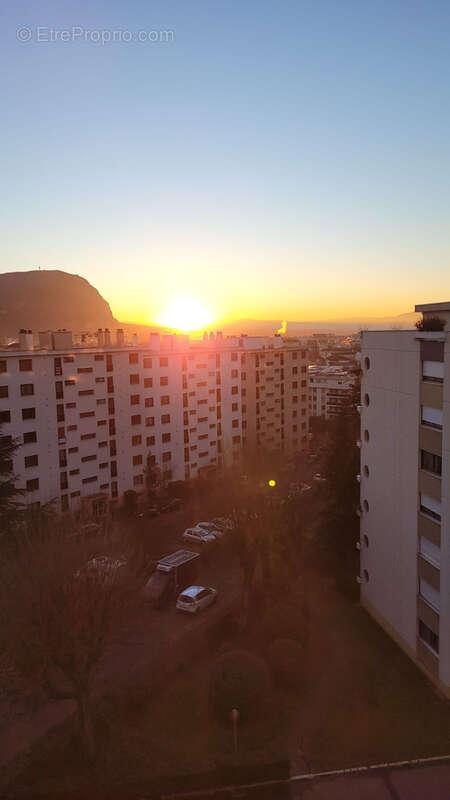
[230,707,240,755]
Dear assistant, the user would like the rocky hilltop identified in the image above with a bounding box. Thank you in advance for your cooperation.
[0,270,117,336]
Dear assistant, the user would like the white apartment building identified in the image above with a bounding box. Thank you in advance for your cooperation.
[0,329,309,519]
[359,302,450,697]
[308,366,355,419]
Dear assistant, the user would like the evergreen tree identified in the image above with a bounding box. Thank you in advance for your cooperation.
[0,426,23,538]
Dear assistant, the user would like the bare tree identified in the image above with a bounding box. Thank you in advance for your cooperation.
[1,528,129,760]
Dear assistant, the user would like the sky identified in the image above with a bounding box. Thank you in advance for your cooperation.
[1,0,450,326]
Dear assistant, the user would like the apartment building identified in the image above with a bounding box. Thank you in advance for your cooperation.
[359,302,450,697]
[308,366,355,419]
[0,329,308,518]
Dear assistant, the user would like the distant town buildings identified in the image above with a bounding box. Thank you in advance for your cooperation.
[359,302,449,698]
[0,328,309,518]
[308,366,355,419]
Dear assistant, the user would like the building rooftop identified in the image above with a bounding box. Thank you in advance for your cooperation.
[415,301,450,312]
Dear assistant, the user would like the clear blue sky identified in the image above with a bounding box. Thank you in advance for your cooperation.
[2,0,450,324]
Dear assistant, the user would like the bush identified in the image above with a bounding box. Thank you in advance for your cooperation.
[415,316,446,332]
[267,638,304,690]
[209,650,271,722]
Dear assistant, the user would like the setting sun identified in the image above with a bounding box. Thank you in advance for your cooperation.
[158,296,214,333]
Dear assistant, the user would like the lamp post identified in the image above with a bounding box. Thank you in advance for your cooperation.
[230,707,240,755]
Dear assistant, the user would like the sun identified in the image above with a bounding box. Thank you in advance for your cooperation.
[158,297,213,333]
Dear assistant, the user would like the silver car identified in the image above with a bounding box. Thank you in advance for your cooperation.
[176,585,217,614]
[182,527,216,544]
[195,521,224,538]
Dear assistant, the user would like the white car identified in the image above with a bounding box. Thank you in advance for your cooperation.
[182,527,216,544]
[195,521,224,538]
[176,585,217,614]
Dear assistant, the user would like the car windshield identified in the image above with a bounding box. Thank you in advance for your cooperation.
[179,594,195,603]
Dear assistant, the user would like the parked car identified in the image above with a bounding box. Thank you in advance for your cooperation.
[313,473,327,482]
[176,585,217,614]
[210,516,234,531]
[195,521,224,538]
[182,527,216,544]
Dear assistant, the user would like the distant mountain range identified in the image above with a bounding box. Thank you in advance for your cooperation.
[0,269,420,339]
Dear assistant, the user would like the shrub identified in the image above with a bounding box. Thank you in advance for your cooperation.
[209,649,271,722]
[267,638,304,689]
[415,316,446,332]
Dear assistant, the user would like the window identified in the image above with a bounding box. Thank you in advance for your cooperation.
[231,369,238,378]
[0,410,11,424]
[160,357,168,367]
[0,386,8,398]
[231,386,238,395]
[81,433,96,440]
[420,493,441,522]
[231,352,238,362]
[78,389,94,396]
[25,454,38,468]
[129,352,139,364]
[421,450,442,476]
[22,407,35,420]
[160,376,169,386]
[418,620,439,654]
[146,435,155,446]
[133,455,143,466]
[161,395,170,405]
[95,377,105,383]
[420,536,440,567]
[162,433,171,443]
[130,394,140,405]
[132,435,142,446]
[107,376,114,393]
[20,384,34,396]
[82,455,97,462]
[77,367,93,374]
[82,476,98,484]
[59,450,67,467]
[232,419,239,428]
[131,414,141,425]
[133,475,144,486]
[19,359,32,372]
[422,360,444,383]
[97,419,107,426]
[26,478,39,492]
[97,399,106,406]
[94,354,104,361]
[65,379,76,386]
[69,469,79,476]
[162,451,171,462]
[143,357,152,368]
[145,397,154,408]
[23,431,37,444]
[68,446,78,453]
[55,381,64,399]
[232,435,241,445]
[130,374,140,385]
[161,414,170,424]
[80,411,94,418]
[419,578,440,612]
[63,356,74,363]
[145,417,155,427]
[421,406,443,430]
[0,361,7,374]
[144,377,153,389]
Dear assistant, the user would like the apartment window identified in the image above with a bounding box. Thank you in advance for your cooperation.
[131,414,141,425]
[144,357,152,368]
[130,374,139,385]
[60,472,68,490]
[145,416,155,427]
[80,411,94,419]
[0,361,6,374]
[26,478,39,492]
[133,475,144,486]
[20,383,34,397]
[418,620,439,655]
[82,476,98,485]
[59,449,67,467]
[69,469,79,476]
[109,419,116,436]
[231,386,238,395]
[162,433,171,443]
[145,397,154,408]
[0,386,8,398]
[231,369,238,378]
[24,454,38,468]
[94,354,104,361]
[232,435,241,445]
[77,367,93,374]
[23,431,37,444]
[0,410,11,424]
[19,359,33,372]
[184,447,190,462]
[420,536,440,567]
[110,461,117,477]
[161,414,170,424]
[133,455,143,466]
[420,493,441,522]
[422,360,444,383]
[98,441,107,449]
[65,379,75,386]
[144,377,153,388]
[132,434,142,446]
[106,355,113,372]
[107,376,114,393]
[68,446,78,453]
[146,435,155,446]
[63,356,74,363]
[160,376,169,386]
[96,399,106,407]
[421,450,442,476]
[82,455,97,463]
[162,451,171,462]
[22,407,36,421]
[67,425,76,432]
[95,377,105,383]
[79,389,94,397]
[81,433,96,441]
[161,395,170,405]
[231,352,238,362]
[232,419,239,428]
[110,440,117,456]
[160,357,168,367]
[129,352,139,364]
[130,394,140,405]
[419,578,440,612]
[111,481,118,498]
[421,406,443,430]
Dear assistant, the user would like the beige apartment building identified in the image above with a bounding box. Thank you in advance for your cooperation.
[0,329,308,519]
[359,302,450,697]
